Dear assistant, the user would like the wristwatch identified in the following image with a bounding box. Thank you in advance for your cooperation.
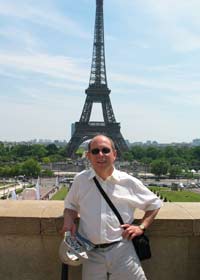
[139,224,145,231]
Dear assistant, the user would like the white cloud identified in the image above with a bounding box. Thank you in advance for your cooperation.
[137,0,200,52]
[0,51,88,83]
[0,27,41,52]
[111,72,200,94]
[112,0,200,52]
[0,1,89,38]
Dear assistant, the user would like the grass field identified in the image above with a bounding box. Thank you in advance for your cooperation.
[51,186,68,200]
[50,185,200,202]
[149,186,200,202]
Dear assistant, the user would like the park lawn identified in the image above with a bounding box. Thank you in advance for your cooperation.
[51,186,68,200]
[160,190,200,202]
[51,185,200,202]
[149,186,200,202]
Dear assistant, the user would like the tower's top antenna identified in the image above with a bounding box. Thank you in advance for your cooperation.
[89,0,108,88]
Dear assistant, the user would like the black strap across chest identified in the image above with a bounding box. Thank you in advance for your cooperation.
[93,176,124,225]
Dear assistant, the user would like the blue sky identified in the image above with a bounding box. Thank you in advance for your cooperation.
[0,0,200,143]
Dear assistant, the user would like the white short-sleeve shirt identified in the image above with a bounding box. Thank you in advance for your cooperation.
[64,168,162,244]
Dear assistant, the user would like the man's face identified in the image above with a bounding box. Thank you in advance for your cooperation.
[87,136,117,177]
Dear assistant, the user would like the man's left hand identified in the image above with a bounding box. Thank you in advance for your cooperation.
[121,224,144,240]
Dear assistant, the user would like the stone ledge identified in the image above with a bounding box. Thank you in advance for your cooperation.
[0,200,63,218]
[136,203,200,237]
[0,201,200,236]
[0,201,63,235]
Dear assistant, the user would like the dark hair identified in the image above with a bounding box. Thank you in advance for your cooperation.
[88,135,116,151]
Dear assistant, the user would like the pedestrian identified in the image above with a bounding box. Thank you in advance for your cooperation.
[61,134,162,280]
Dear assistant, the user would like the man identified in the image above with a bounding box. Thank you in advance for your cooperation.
[62,135,162,280]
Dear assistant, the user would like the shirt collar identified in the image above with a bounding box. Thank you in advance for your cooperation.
[88,168,96,180]
[88,167,121,183]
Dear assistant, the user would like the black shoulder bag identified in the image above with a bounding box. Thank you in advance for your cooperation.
[93,176,151,261]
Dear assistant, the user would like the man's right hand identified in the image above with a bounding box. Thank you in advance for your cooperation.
[60,208,78,236]
[60,222,77,236]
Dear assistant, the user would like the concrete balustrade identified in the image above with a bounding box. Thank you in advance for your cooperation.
[0,201,200,280]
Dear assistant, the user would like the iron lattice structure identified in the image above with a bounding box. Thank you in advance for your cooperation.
[66,0,129,158]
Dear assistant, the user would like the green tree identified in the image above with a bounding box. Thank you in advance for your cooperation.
[42,157,51,164]
[41,169,54,177]
[0,142,6,156]
[10,144,31,160]
[122,152,133,161]
[192,146,200,159]
[76,147,85,157]
[30,145,47,160]
[151,159,169,178]
[49,154,63,162]
[146,146,162,160]
[58,146,68,158]
[21,158,41,177]
[10,163,22,176]
[0,166,12,177]
[163,146,177,158]
[46,143,58,155]
[130,146,145,160]
[168,165,182,178]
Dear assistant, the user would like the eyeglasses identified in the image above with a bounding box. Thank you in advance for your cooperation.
[90,147,111,155]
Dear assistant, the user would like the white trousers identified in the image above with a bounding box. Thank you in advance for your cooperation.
[82,239,147,280]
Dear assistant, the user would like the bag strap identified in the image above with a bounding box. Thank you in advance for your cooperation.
[93,176,124,225]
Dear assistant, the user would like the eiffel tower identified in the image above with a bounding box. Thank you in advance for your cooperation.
[66,0,129,158]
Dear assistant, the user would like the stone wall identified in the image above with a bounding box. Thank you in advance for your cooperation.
[0,201,200,280]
